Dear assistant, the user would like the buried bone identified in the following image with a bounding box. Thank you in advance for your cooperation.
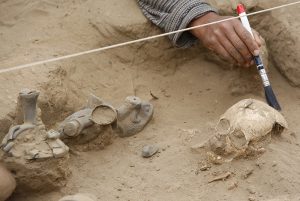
[193,99,288,162]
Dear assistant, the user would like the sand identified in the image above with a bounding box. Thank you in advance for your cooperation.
[1,0,300,201]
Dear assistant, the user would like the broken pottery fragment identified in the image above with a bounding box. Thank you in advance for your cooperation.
[116,96,154,137]
[1,89,69,158]
[0,89,70,193]
[58,193,97,201]
[58,94,153,149]
[58,94,116,150]
[59,107,95,138]
[1,89,39,152]
[91,105,117,126]
[193,99,288,162]
[59,94,116,138]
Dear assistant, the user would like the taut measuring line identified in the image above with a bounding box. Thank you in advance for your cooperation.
[0,1,299,74]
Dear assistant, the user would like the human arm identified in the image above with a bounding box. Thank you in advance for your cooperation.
[189,12,262,67]
[138,0,262,67]
[137,0,217,48]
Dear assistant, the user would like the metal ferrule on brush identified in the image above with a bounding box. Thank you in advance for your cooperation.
[237,4,281,111]
[254,56,270,87]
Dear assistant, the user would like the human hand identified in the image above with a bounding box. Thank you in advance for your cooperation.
[189,12,262,67]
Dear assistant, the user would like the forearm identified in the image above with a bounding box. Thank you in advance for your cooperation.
[137,0,217,48]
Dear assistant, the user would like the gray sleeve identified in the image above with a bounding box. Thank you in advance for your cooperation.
[137,0,218,48]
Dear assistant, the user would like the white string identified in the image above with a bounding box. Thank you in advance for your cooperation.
[0,1,299,74]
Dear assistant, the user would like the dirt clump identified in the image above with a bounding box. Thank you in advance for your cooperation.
[3,155,70,194]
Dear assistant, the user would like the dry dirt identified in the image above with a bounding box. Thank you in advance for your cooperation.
[1,0,300,201]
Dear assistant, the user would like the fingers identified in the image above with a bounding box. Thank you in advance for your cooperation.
[218,37,244,65]
[233,21,260,56]
[202,34,237,65]
[190,13,262,67]
[252,29,262,47]
[223,29,253,66]
[213,42,236,64]
[203,27,250,66]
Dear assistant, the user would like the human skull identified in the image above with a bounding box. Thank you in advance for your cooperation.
[199,99,288,161]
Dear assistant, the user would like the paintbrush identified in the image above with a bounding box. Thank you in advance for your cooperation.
[237,4,281,111]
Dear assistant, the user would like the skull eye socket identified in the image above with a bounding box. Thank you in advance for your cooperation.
[216,119,230,134]
[229,130,247,149]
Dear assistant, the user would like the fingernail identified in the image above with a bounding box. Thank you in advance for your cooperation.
[254,50,260,56]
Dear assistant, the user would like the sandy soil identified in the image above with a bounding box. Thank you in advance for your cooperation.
[1,0,300,201]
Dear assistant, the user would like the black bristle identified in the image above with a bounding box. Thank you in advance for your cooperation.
[264,85,281,111]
